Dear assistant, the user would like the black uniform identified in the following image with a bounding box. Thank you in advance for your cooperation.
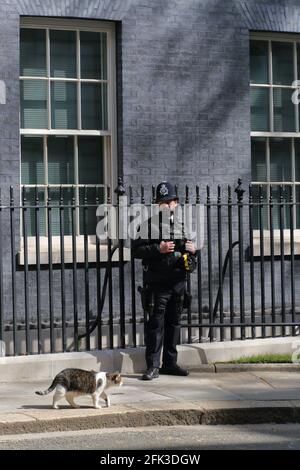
[132,215,197,369]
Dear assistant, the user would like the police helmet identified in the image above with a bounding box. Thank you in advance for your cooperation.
[156,181,178,203]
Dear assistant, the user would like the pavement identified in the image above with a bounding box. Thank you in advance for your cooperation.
[0,367,300,435]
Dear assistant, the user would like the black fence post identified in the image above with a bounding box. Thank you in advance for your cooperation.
[107,185,114,349]
[129,185,137,348]
[185,185,192,344]
[196,185,202,343]
[115,176,126,349]
[248,184,255,339]
[71,185,78,351]
[35,186,42,354]
[228,185,235,340]
[59,186,66,352]
[259,184,266,338]
[47,186,54,353]
[206,185,213,342]
[22,186,30,354]
[279,185,286,337]
[235,178,245,340]
[217,185,224,341]
[10,186,17,356]
[290,185,296,336]
[141,185,147,344]
[269,185,276,338]
[95,186,102,350]
[83,185,90,351]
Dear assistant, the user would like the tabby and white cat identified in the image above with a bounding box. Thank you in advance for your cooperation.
[35,368,123,410]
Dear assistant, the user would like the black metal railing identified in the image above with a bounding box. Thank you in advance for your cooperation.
[0,178,300,356]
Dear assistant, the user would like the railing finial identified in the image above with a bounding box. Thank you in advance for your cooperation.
[114,176,126,197]
[234,178,245,202]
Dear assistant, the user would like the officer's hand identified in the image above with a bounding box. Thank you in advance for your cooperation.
[159,241,175,254]
[185,240,196,254]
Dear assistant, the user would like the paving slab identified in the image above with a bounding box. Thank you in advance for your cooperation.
[250,371,300,389]
[126,400,205,412]
[0,414,36,424]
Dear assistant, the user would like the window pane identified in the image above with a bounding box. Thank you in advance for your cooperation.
[20,80,48,129]
[251,138,267,181]
[47,187,73,236]
[79,187,101,235]
[50,30,76,78]
[78,137,103,184]
[296,186,300,228]
[81,83,108,130]
[48,136,74,184]
[270,138,291,182]
[79,187,106,235]
[251,185,268,230]
[22,188,46,237]
[20,29,46,77]
[273,88,295,132]
[80,31,107,79]
[78,137,103,235]
[21,136,44,184]
[250,40,268,84]
[51,82,77,129]
[271,185,290,229]
[250,87,269,131]
[295,139,300,182]
[21,138,46,236]
[296,44,300,81]
[272,42,294,85]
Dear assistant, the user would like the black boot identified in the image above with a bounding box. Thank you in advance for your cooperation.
[142,367,160,381]
[159,364,189,376]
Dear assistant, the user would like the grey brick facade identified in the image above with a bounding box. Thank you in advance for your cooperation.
[1,0,300,347]
[1,0,300,190]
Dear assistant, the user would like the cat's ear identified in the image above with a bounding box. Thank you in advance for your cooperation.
[110,372,121,381]
[106,372,116,380]
[106,371,121,381]
[114,372,122,383]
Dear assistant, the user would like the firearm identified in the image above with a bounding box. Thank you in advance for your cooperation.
[138,284,154,316]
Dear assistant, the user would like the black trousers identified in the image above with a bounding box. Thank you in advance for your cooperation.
[145,280,185,369]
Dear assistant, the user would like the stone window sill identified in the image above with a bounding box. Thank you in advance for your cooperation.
[252,230,300,257]
[18,236,131,265]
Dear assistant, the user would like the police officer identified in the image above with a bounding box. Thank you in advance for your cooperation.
[132,181,197,380]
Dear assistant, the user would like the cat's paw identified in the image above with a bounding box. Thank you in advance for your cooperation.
[53,405,59,410]
[94,405,102,409]
[106,399,111,408]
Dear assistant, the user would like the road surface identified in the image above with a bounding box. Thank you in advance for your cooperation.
[0,424,300,450]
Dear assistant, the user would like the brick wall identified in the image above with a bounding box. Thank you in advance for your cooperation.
[0,0,300,342]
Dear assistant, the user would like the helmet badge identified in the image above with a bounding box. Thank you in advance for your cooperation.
[159,183,169,197]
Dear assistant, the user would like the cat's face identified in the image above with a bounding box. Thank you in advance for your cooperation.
[106,372,123,387]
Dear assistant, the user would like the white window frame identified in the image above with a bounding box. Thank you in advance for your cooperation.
[251,32,300,254]
[250,31,300,137]
[19,17,119,264]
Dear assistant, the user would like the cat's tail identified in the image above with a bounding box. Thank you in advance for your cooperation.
[35,377,58,396]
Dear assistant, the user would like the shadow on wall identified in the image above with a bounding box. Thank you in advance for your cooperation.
[127,0,249,184]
